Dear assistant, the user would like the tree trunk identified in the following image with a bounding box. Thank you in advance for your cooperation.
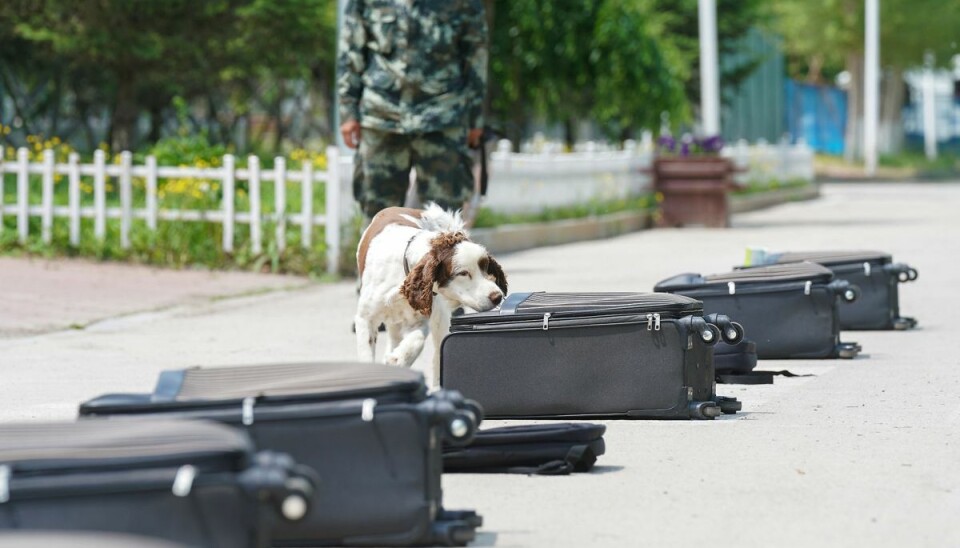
[111,70,138,151]
[273,83,286,154]
[843,52,863,162]
[878,67,905,155]
[563,118,576,150]
[147,105,164,144]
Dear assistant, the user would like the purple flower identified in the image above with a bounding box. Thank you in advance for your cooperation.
[700,135,724,153]
[657,135,676,153]
[680,142,690,156]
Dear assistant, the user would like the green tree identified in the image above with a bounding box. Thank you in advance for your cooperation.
[0,0,336,152]
[771,0,960,157]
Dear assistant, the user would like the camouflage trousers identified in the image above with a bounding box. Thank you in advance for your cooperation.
[353,127,474,218]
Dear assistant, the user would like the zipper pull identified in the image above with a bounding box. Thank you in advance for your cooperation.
[242,397,256,426]
[542,313,551,331]
[172,465,197,497]
[727,282,736,295]
[647,313,654,331]
[361,398,377,422]
[0,465,9,503]
[804,281,812,295]
[654,313,661,331]
[863,262,871,276]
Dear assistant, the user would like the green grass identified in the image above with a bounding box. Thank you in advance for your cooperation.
[1,171,332,276]
[732,178,812,196]
[878,151,960,176]
[471,194,656,229]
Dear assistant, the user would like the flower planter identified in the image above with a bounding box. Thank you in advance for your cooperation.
[653,156,738,228]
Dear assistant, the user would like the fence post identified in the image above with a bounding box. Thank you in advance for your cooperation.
[301,160,313,248]
[93,149,106,241]
[41,148,54,244]
[119,151,132,249]
[145,155,158,231]
[17,147,28,243]
[325,146,341,276]
[274,157,287,252]
[222,154,235,253]
[68,152,81,247]
[248,156,262,254]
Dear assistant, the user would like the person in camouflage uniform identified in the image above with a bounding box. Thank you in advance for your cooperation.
[337,0,487,218]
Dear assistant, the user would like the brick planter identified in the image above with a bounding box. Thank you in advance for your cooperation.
[653,156,739,228]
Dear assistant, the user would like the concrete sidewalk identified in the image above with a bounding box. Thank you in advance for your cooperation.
[0,257,308,337]
[1,182,958,547]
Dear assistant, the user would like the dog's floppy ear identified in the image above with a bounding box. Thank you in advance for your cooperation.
[486,255,508,295]
[401,254,438,316]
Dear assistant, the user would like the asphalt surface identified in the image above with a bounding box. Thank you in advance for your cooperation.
[1,182,957,547]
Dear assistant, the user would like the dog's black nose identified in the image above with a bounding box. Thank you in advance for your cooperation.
[490,292,503,306]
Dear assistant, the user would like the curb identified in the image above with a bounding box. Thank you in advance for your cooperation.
[472,185,820,255]
[471,210,651,254]
[730,184,821,214]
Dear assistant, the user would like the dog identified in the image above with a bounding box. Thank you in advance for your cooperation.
[355,203,508,387]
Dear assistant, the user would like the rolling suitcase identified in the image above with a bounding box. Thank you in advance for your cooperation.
[745,249,918,330]
[79,362,483,547]
[440,292,744,420]
[444,423,607,475]
[0,419,313,548]
[655,262,862,359]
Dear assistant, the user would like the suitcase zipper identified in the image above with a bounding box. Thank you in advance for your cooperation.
[646,313,661,330]
[542,313,551,331]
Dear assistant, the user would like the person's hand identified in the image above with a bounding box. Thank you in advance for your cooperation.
[341,120,362,149]
[467,128,483,148]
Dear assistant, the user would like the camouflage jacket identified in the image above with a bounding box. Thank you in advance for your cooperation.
[337,0,487,134]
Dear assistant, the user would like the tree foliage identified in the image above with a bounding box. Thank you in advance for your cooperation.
[0,0,336,152]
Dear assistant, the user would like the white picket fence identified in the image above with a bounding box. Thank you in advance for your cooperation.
[0,146,343,274]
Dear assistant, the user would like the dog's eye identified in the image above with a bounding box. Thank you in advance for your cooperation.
[457,271,470,277]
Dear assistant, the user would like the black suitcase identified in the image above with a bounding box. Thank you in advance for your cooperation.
[79,362,483,547]
[440,292,744,420]
[0,419,313,548]
[655,262,862,359]
[444,423,607,475]
[748,250,918,330]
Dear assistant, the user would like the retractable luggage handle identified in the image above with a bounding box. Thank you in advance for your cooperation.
[827,280,860,303]
[885,263,919,283]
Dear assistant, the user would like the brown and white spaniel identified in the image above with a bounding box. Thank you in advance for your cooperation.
[355,203,508,387]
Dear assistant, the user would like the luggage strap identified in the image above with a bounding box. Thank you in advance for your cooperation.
[717,370,814,385]
[498,444,597,476]
[498,292,533,315]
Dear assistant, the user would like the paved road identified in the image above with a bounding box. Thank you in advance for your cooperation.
[1,183,957,547]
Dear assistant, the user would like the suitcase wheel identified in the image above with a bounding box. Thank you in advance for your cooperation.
[907,268,918,281]
[842,285,860,303]
[699,324,721,346]
[722,322,745,345]
[715,396,742,414]
[689,401,721,420]
[445,410,479,446]
[893,316,917,330]
[837,342,860,359]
